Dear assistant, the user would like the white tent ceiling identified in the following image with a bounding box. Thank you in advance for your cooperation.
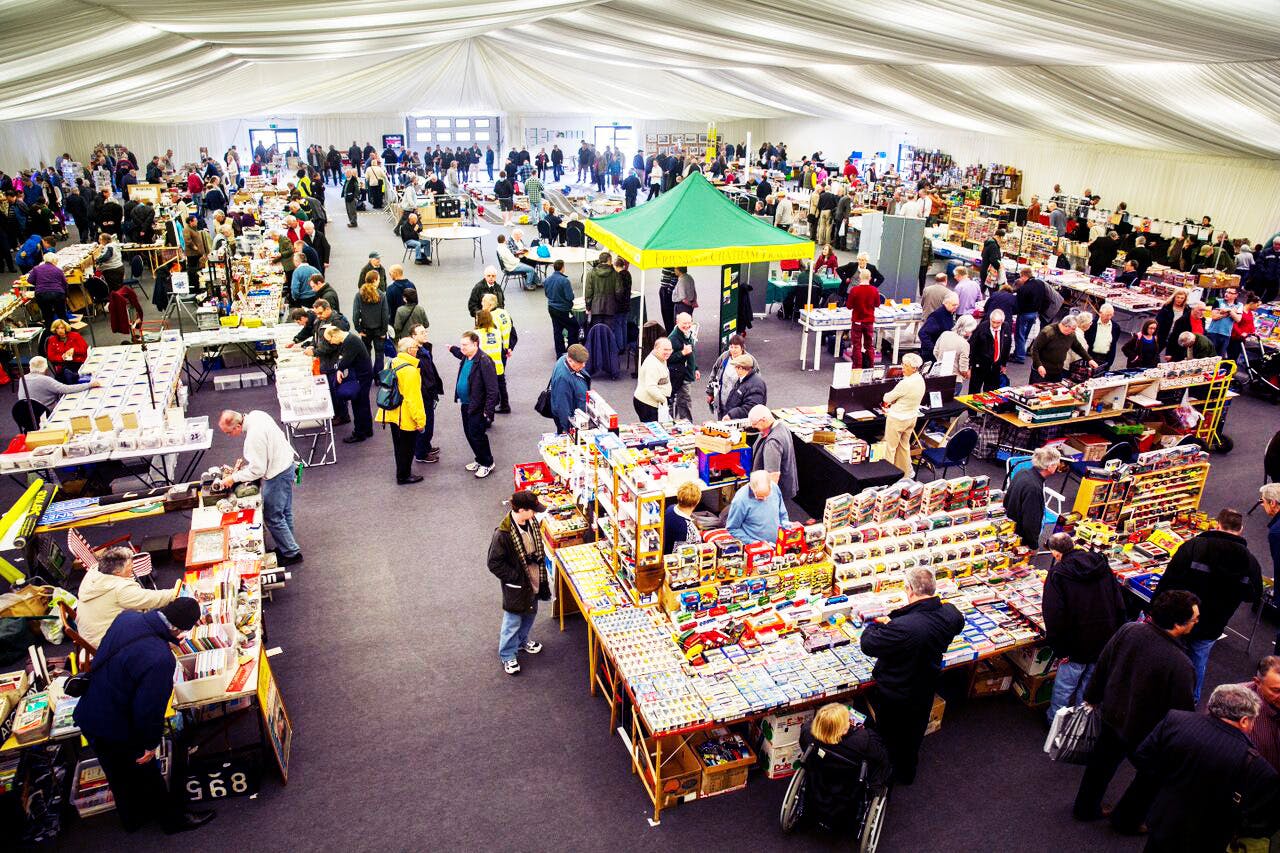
[4,0,1280,159]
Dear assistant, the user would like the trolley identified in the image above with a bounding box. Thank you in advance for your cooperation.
[1238,336,1280,402]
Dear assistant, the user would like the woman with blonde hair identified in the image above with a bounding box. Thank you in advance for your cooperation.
[352,278,389,373]
[45,317,88,382]
[473,308,510,413]
[796,703,891,827]
[1155,287,1190,354]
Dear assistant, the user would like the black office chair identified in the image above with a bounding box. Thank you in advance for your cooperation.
[918,428,979,480]
[565,221,585,248]
[1248,430,1280,515]
[536,219,555,244]
[1061,440,1135,492]
[496,257,521,293]
[12,400,49,434]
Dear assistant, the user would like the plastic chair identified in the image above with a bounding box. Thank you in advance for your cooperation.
[1061,441,1134,492]
[918,428,979,480]
[564,221,585,248]
[1248,430,1280,515]
[122,254,144,290]
[536,219,555,244]
[497,257,521,292]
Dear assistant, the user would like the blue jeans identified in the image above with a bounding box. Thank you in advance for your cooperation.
[404,239,431,262]
[261,467,300,557]
[1207,332,1230,357]
[1186,638,1215,703]
[511,263,538,289]
[1047,660,1094,724]
[1015,313,1037,362]
[607,314,629,356]
[499,603,537,663]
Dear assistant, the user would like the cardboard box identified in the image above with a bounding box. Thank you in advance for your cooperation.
[925,694,946,736]
[1005,644,1058,677]
[1013,671,1056,709]
[640,736,701,808]
[761,738,804,780]
[759,708,814,748]
[1064,435,1109,462]
[969,657,1014,698]
[691,727,756,797]
[213,374,242,391]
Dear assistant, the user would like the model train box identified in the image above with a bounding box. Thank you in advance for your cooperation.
[697,446,751,486]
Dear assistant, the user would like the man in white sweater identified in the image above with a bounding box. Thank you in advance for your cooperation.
[633,337,672,422]
[218,410,302,566]
[76,546,178,648]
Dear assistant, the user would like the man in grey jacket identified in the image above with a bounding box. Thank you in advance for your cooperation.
[748,404,797,500]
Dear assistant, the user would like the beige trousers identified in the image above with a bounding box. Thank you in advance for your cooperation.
[883,415,916,477]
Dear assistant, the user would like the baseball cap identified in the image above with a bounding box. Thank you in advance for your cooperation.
[368,251,380,259]
[510,490,546,512]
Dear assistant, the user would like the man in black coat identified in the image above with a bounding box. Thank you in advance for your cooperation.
[64,180,91,242]
[72,599,214,834]
[968,309,1014,393]
[1003,445,1062,548]
[450,331,499,478]
[488,489,551,675]
[329,326,375,443]
[1042,533,1126,722]
[1011,267,1048,363]
[1087,230,1121,276]
[1154,507,1263,702]
[1073,590,1199,832]
[342,168,360,227]
[979,229,1005,285]
[1127,235,1153,276]
[622,169,641,209]
[1133,684,1280,852]
[859,567,965,785]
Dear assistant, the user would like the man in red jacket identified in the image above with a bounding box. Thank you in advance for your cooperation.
[845,268,881,369]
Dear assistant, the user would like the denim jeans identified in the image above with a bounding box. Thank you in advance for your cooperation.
[1047,660,1094,724]
[499,604,537,662]
[404,239,431,262]
[512,263,538,289]
[261,467,300,557]
[549,309,580,357]
[1207,332,1230,357]
[1186,637,1215,703]
[1015,313,1037,362]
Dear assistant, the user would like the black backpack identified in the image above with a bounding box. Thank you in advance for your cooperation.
[376,362,408,413]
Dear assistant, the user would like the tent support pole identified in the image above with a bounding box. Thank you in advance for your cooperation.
[638,265,649,373]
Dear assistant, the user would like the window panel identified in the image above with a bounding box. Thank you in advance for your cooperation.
[475,131,490,141]
[416,118,431,128]
[474,119,490,128]
[435,119,451,128]
[456,132,471,141]
[415,132,431,142]
[456,119,470,128]
[437,132,451,142]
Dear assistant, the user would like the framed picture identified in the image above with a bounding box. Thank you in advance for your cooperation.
[698,133,708,143]
[257,648,293,783]
[646,134,656,143]
[186,526,229,569]
[656,134,669,144]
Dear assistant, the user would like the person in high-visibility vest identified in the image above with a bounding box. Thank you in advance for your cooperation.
[480,293,517,413]
[475,308,510,414]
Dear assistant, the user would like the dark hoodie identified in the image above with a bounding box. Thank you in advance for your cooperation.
[1042,549,1126,663]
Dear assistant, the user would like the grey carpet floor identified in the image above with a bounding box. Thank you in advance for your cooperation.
[1,188,1274,852]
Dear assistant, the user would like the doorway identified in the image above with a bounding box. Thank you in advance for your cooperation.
[248,128,301,160]
[594,125,636,160]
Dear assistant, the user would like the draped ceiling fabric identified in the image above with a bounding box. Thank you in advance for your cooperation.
[1,0,1278,158]
[3,0,1280,231]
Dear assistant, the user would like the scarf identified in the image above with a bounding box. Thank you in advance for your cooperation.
[507,513,546,596]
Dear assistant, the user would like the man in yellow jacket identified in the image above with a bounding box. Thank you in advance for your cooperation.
[478,292,518,414]
[376,338,427,485]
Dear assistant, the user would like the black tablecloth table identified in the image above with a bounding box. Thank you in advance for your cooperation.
[792,440,904,518]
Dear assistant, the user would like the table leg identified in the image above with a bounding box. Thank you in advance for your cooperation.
[832,329,843,361]
[652,736,663,824]
[814,330,823,372]
[893,325,902,364]
[799,327,810,369]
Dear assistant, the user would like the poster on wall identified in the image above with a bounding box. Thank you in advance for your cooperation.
[718,264,741,353]
[656,134,669,144]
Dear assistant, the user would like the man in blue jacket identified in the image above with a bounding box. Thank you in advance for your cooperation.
[1262,484,1280,655]
[544,259,578,357]
[548,344,590,433]
[72,598,214,834]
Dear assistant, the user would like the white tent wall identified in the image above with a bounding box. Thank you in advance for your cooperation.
[508,115,710,156]
[721,118,1280,242]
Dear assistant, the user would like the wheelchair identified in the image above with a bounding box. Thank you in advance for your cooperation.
[779,742,888,852]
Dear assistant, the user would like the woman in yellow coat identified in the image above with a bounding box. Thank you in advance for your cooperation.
[376,337,427,484]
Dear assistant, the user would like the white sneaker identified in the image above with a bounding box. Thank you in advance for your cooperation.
[475,464,494,478]
[503,659,520,675]
[522,640,542,654]
[465,461,479,471]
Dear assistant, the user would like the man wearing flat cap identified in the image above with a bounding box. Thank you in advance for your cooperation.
[73,598,216,834]
[488,491,550,676]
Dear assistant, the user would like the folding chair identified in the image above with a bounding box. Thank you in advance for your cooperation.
[58,601,97,670]
[68,528,157,589]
